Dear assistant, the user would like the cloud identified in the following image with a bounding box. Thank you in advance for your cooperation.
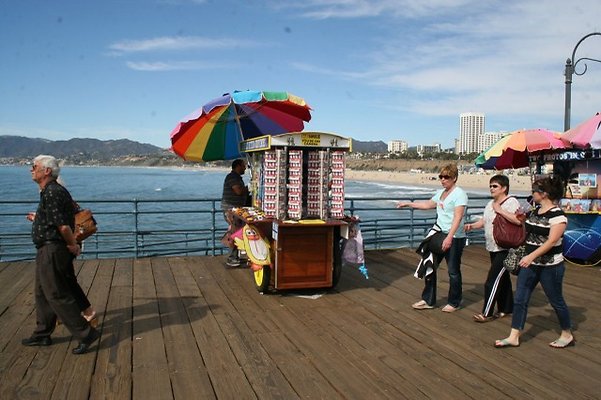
[272,0,473,19]
[156,0,206,4]
[108,36,260,54]
[125,60,233,71]
[289,0,601,125]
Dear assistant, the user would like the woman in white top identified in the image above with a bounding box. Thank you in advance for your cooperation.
[465,175,521,322]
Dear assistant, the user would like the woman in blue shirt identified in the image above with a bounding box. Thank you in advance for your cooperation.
[397,164,468,312]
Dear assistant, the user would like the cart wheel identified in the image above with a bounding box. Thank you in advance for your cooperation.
[254,265,271,292]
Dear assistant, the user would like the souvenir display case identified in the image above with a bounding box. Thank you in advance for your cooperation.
[235,131,352,291]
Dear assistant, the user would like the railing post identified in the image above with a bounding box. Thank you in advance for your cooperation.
[211,200,217,256]
[133,199,139,258]
[409,201,415,247]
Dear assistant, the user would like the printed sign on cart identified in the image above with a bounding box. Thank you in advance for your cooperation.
[301,133,321,146]
[240,136,271,152]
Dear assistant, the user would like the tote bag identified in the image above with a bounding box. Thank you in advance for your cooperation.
[492,198,526,249]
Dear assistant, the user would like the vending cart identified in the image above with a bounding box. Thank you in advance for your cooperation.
[231,131,352,292]
[539,149,601,265]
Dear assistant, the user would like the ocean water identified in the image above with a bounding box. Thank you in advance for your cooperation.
[0,165,492,228]
[0,165,447,202]
[0,166,492,259]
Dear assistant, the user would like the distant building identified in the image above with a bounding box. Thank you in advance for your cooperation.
[416,143,442,156]
[477,131,506,152]
[388,140,408,153]
[459,112,485,154]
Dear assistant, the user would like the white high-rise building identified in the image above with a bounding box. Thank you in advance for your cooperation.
[388,140,408,153]
[459,113,485,154]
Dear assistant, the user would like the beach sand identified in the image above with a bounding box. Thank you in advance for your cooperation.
[345,169,532,194]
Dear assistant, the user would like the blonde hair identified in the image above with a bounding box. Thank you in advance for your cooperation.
[439,164,458,180]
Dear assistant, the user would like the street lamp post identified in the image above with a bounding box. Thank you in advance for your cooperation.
[564,32,601,131]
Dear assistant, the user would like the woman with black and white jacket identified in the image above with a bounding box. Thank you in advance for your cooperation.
[494,176,574,349]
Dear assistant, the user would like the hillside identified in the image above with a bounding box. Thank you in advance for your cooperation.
[0,136,163,159]
[0,135,468,172]
[351,139,387,153]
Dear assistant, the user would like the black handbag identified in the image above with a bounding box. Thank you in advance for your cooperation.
[503,245,526,275]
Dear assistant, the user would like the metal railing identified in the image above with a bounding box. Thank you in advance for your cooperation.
[0,195,507,261]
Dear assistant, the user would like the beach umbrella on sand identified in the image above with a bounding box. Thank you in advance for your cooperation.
[475,128,570,170]
[170,90,312,161]
[560,112,601,149]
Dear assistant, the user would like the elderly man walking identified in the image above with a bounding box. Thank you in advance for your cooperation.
[21,155,100,355]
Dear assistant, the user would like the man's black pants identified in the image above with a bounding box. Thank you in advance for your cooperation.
[32,243,91,340]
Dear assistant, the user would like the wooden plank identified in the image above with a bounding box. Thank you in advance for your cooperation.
[191,256,298,399]
[90,258,133,400]
[151,257,216,399]
[0,262,35,352]
[131,257,173,400]
[50,258,113,400]
[169,256,257,399]
[0,261,33,316]
[0,262,41,400]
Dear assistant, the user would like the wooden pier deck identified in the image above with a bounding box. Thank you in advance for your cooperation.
[1,246,600,399]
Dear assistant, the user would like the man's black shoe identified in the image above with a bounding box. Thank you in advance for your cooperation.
[226,257,241,267]
[72,328,100,355]
[22,336,52,347]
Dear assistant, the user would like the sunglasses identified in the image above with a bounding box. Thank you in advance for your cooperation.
[532,188,545,194]
[438,175,452,180]
[489,184,500,189]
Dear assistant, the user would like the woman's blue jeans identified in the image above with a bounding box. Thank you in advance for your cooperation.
[511,262,572,331]
[421,237,465,307]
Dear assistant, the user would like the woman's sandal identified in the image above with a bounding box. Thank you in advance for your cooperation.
[412,300,434,310]
[549,337,575,348]
[473,313,496,323]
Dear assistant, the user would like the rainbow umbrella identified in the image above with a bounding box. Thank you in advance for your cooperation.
[561,112,601,149]
[170,90,312,161]
[475,128,570,170]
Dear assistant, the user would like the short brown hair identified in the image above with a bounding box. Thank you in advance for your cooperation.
[490,174,510,195]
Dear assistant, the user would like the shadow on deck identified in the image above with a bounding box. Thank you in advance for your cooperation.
[1,245,600,399]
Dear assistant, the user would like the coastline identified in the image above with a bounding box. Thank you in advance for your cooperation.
[2,163,532,193]
[345,169,532,194]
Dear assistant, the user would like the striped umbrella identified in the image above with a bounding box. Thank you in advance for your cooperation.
[170,90,312,161]
[475,128,570,170]
[561,112,601,149]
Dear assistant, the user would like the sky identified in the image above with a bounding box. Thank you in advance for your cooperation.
[1,0,601,150]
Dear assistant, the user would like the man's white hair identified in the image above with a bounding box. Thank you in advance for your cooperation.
[33,155,60,178]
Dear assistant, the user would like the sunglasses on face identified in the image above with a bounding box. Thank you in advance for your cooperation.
[438,175,452,180]
[489,184,500,189]
[532,188,544,194]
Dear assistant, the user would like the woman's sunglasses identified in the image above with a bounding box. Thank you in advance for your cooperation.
[438,174,452,180]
